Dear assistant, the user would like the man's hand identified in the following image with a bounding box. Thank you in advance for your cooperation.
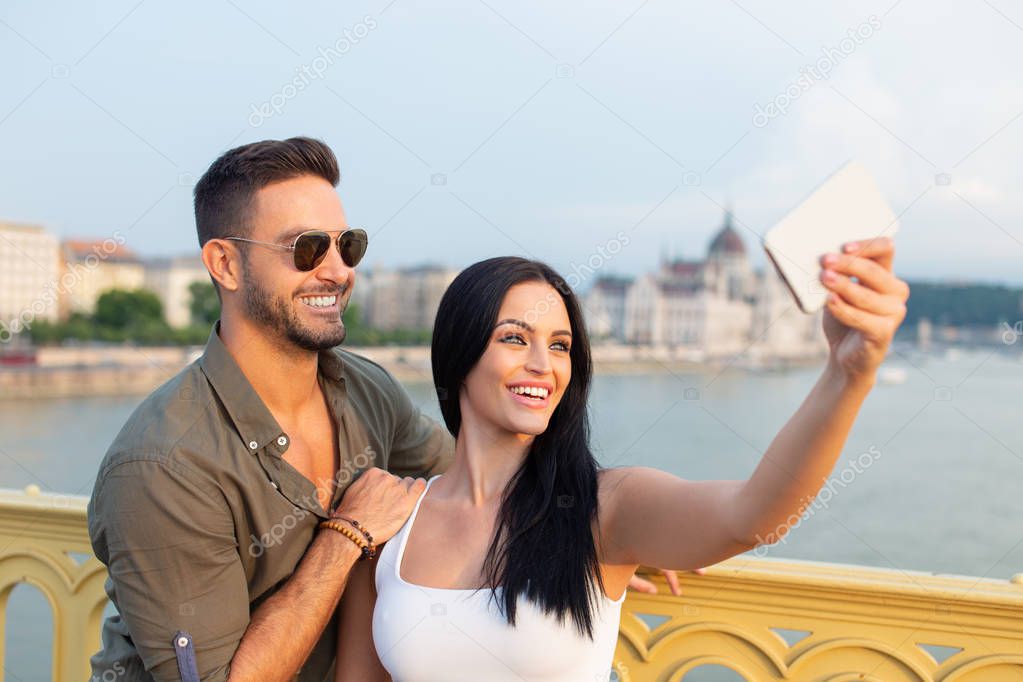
[628,567,706,596]
[334,468,426,544]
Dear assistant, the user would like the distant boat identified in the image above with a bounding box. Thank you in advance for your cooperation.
[878,366,908,385]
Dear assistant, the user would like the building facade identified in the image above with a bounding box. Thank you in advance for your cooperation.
[59,239,145,318]
[583,275,631,340]
[143,256,211,328]
[586,211,826,360]
[0,222,60,338]
[359,265,459,331]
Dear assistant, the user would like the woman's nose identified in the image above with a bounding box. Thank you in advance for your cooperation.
[524,347,552,375]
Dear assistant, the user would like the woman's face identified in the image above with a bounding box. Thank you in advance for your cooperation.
[460,280,574,438]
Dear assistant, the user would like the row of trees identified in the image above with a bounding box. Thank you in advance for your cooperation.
[901,282,1023,327]
[341,305,432,346]
[29,282,220,346]
[28,283,433,347]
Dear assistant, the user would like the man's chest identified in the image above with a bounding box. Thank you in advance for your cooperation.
[281,418,339,512]
[276,394,343,511]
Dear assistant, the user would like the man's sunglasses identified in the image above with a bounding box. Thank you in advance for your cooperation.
[224,228,368,271]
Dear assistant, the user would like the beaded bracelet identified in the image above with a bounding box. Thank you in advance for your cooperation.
[334,516,374,545]
[319,520,376,560]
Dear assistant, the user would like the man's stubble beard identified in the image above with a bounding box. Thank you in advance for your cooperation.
[242,274,348,352]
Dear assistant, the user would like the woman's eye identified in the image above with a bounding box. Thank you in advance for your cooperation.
[551,341,570,352]
[499,334,526,345]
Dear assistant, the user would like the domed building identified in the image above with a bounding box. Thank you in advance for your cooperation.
[618,210,755,352]
[708,216,745,255]
[705,209,755,302]
[587,208,826,362]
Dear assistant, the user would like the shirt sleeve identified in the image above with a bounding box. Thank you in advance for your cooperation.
[89,458,249,681]
[385,379,455,479]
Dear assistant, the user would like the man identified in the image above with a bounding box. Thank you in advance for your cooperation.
[88,137,676,681]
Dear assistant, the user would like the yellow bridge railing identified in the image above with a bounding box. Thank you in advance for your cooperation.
[1,487,1021,681]
[0,487,108,681]
[621,561,1023,681]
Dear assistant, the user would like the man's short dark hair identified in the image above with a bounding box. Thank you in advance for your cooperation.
[193,137,340,247]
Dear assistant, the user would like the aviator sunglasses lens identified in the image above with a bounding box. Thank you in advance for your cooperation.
[293,232,332,271]
[340,229,368,267]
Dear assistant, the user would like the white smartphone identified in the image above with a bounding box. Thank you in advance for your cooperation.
[762,160,899,314]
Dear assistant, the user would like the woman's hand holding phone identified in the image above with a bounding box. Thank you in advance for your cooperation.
[818,236,910,383]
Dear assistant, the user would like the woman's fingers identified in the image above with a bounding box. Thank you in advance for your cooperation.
[841,235,896,271]
[821,271,906,317]
[626,574,658,594]
[825,289,900,340]
[823,251,906,299]
[829,254,891,292]
[818,236,909,345]
[661,569,682,596]
[825,289,882,329]
[820,236,910,328]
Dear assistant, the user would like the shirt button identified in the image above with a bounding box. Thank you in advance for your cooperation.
[248,441,258,450]
[277,435,288,447]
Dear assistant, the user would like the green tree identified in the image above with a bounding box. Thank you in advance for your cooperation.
[339,303,378,345]
[94,289,164,330]
[90,289,172,344]
[340,303,432,346]
[188,281,220,326]
[904,281,1023,327]
[27,319,62,344]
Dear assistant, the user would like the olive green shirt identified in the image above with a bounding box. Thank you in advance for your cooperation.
[87,324,454,680]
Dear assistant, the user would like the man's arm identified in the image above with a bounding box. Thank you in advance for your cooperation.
[385,376,455,478]
[229,531,362,680]
[230,469,426,681]
[89,459,250,680]
[91,461,425,681]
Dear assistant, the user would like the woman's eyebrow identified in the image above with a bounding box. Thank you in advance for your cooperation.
[495,319,573,338]
[495,318,532,331]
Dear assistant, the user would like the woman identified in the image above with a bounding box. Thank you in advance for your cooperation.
[335,240,908,681]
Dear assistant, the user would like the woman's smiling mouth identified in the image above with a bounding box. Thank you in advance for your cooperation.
[506,382,553,408]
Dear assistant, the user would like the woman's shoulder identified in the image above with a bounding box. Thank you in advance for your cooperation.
[596,465,662,505]
[596,466,631,515]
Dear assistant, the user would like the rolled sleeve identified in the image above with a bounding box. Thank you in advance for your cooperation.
[89,458,249,681]
[385,381,454,479]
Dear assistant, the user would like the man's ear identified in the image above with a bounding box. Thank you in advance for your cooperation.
[201,239,242,293]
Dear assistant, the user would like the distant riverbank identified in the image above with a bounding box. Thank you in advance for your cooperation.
[0,343,831,399]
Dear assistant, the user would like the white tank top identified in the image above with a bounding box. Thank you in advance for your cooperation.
[372,475,625,682]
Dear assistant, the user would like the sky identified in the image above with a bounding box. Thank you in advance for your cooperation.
[2,0,1022,287]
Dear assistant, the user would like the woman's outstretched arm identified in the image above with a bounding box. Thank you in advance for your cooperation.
[599,237,909,571]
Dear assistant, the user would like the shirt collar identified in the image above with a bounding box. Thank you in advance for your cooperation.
[198,322,347,454]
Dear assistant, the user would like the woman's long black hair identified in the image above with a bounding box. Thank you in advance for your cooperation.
[431,256,605,638]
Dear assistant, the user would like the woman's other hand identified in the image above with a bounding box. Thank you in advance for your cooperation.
[627,567,707,596]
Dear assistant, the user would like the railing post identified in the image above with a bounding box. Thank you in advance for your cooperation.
[0,488,109,682]
[51,558,107,682]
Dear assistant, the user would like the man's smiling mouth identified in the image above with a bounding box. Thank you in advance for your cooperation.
[298,294,337,308]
